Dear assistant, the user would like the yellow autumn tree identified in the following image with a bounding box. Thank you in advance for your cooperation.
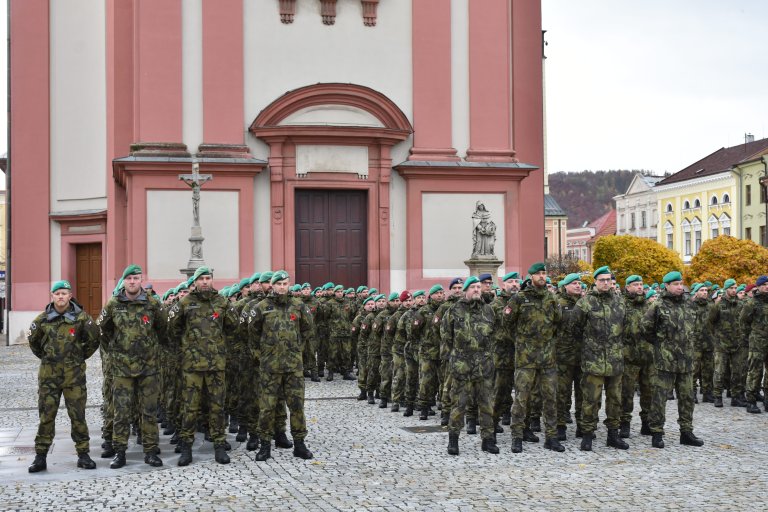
[686,235,768,285]
[592,235,684,286]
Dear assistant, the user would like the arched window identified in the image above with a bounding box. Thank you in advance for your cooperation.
[719,213,731,236]
[711,195,718,206]
[664,221,674,250]
[682,219,692,256]
[722,193,730,204]
[694,198,701,208]
[709,214,719,238]
[692,217,702,254]
[683,200,691,210]
[666,203,673,213]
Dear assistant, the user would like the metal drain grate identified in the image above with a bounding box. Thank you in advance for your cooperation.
[0,446,37,456]
[400,425,448,434]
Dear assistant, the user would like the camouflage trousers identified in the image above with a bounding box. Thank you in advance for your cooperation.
[350,336,358,373]
[112,374,160,453]
[225,353,242,416]
[357,340,368,392]
[493,367,515,424]
[241,361,288,434]
[317,330,329,372]
[714,349,746,397]
[510,367,557,439]
[391,352,406,403]
[620,360,653,425]
[581,373,621,433]
[693,350,714,396]
[448,372,495,440]
[167,365,183,429]
[417,357,440,409]
[649,370,694,434]
[557,363,582,428]
[379,355,394,401]
[179,370,227,446]
[366,355,381,393]
[330,336,352,374]
[404,349,420,407]
[303,336,317,373]
[35,362,90,455]
[161,352,179,426]
[526,382,542,425]
[443,364,477,418]
[745,342,768,402]
[257,371,307,441]
[101,366,114,441]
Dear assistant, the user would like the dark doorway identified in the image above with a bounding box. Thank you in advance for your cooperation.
[295,189,367,287]
[75,243,102,319]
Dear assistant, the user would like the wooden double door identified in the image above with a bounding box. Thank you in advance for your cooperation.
[75,243,102,319]
[295,190,367,288]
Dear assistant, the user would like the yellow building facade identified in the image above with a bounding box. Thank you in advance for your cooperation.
[734,151,768,246]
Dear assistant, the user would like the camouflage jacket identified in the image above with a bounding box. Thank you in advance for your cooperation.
[708,294,743,352]
[370,306,396,360]
[383,307,407,358]
[230,295,255,354]
[167,288,239,372]
[489,293,514,370]
[556,291,582,367]
[689,297,713,353]
[436,295,461,361]
[394,308,416,357]
[97,290,167,377]
[28,302,99,366]
[504,285,561,370]
[739,292,768,352]
[360,311,377,355]
[411,299,441,361]
[323,297,354,338]
[574,289,625,377]
[247,293,313,373]
[441,298,495,380]
[314,296,330,334]
[641,290,693,373]
[622,291,649,365]
[351,311,366,348]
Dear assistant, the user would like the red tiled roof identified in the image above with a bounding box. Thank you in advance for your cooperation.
[657,137,768,186]
[586,209,616,244]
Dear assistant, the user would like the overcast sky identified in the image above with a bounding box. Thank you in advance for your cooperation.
[542,0,768,175]
[0,1,766,187]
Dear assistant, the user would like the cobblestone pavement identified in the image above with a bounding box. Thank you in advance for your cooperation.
[1,343,766,511]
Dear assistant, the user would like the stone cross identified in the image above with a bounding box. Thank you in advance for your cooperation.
[178,160,213,276]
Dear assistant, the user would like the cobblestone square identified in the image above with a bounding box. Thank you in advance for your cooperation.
[0,344,765,511]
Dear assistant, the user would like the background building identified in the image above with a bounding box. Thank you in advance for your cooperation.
[566,209,615,264]
[7,0,546,342]
[614,173,662,240]
[733,138,768,245]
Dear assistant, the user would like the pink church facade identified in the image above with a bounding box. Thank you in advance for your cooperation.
[7,0,544,340]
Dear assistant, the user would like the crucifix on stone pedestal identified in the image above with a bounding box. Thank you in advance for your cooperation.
[179,160,213,277]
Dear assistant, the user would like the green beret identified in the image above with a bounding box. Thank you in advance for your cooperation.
[662,271,683,284]
[558,273,581,288]
[643,284,650,290]
[185,276,195,287]
[121,264,143,279]
[322,282,335,291]
[711,284,720,291]
[271,270,289,284]
[525,274,531,281]
[502,271,520,282]
[192,266,212,281]
[51,280,72,293]
[332,285,343,292]
[363,297,375,305]
[248,273,261,285]
[369,288,378,295]
[737,284,746,293]
[593,266,611,279]
[220,286,230,296]
[374,294,386,302]
[301,282,311,289]
[239,278,250,289]
[723,278,737,290]
[344,288,355,294]
[177,281,189,291]
[259,271,274,283]
[703,281,713,288]
[546,277,552,284]
[230,282,242,294]
[388,292,400,301]
[313,287,321,294]
[356,286,368,293]
[660,283,666,290]
[528,262,546,275]
[651,283,660,290]
[413,290,425,298]
[581,282,587,289]
[625,275,642,286]
[645,289,657,300]
[428,284,444,296]
[691,283,704,294]
[112,278,124,296]
[162,290,172,301]
[462,276,480,291]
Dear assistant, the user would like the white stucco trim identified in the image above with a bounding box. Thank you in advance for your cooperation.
[182,0,203,153]
[451,0,470,158]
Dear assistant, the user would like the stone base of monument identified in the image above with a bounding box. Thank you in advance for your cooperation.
[464,258,504,279]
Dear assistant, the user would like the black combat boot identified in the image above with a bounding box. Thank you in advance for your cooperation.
[163,423,176,436]
[501,412,511,426]
[274,431,294,449]
[757,390,765,402]
[304,369,311,378]
[651,433,664,449]
[607,429,629,450]
[144,451,163,467]
[255,440,272,461]
[481,437,499,454]
[378,398,388,409]
[223,440,232,451]
[228,416,239,434]
[343,372,355,381]
[556,425,567,441]
[447,432,459,456]
[357,389,367,400]
[764,399,768,412]
[511,438,523,453]
[77,453,96,470]
[529,417,542,432]
[619,422,631,439]
[640,420,651,436]
[246,433,260,451]
[178,443,193,466]
[713,395,723,407]
[702,391,714,403]
[494,423,504,434]
[236,424,248,443]
[440,412,449,427]
[391,402,400,413]
[667,389,675,400]
[680,431,704,447]
[565,412,573,424]
[28,453,47,473]
[311,369,321,382]
[318,368,325,378]
[374,390,380,399]
[544,437,565,452]
[293,440,314,459]
[110,451,127,469]
[214,444,230,464]
[522,428,539,443]
[747,401,762,414]
[403,406,414,417]
[466,417,477,435]
[419,407,429,421]
[326,371,334,382]
[580,435,592,451]
[101,441,116,458]
[731,395,748,407]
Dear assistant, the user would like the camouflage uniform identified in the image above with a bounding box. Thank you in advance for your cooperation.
[247,293,314,442]
[377,306,400,401]
[414,299,442,411]
[504,285,561,441]
[642,290,695,435]
[491,291,515,426]
[441,298,496,439]
[739,292,768,403]
[323,296,354,377]
[436,296,460,418]
[366,307,391,395]
[315,296,330,375]
[99,345,115,443]
[302,294,321,374]
[403,308,422,411]
[98,290,167,454]
[28,302,100,455]
[573,289,625,435]
[167,288,239,447]
[620,290,652,427]
[689,295,714,400]
[391,308,414,405]
[556,291,583,430]
[708,294,746,399]
[351,310,367,393]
